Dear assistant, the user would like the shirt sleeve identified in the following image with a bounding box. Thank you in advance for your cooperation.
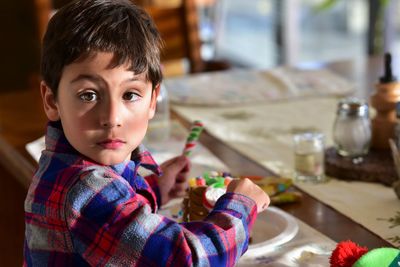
[144,173,162,207]
[65,170,257,267]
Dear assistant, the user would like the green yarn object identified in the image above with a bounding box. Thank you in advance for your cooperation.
[353,248,400,267]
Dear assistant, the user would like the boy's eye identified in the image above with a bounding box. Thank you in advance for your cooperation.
[79,91,97,102]
[123,92,140,102]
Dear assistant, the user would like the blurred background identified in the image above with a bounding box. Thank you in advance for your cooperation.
[203,0,400,68]
[2,0,400,91]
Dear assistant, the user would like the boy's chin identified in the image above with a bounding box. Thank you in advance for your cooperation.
[92,153,132,166]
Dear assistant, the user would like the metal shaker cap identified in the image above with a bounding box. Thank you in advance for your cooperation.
[337,97,369,117]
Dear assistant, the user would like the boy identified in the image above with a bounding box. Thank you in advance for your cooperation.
[24,0,270,266]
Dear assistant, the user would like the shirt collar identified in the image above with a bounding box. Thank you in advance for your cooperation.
[131,144,162,176]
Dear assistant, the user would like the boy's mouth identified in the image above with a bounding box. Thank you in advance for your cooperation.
[97,139,125,149]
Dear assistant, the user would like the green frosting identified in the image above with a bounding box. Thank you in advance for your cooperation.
[202,172,228,188]
[353,248,400,267]
[204,176,225,188]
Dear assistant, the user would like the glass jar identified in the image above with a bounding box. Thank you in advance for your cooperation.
[333,97,371,157]
[293,132,326,183]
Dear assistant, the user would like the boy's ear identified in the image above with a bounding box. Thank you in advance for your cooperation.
[148,84,160,119]
[41,81,60,121]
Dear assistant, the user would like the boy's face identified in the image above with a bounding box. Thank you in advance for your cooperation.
[41,52,159,165]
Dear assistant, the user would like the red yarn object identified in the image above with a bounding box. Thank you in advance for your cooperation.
[330,241,369,267]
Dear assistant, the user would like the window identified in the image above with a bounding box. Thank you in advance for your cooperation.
[204,0,370,68]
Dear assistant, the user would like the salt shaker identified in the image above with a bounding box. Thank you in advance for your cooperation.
[333,97,371,157]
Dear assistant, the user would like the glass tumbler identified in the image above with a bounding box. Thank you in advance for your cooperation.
[293,132,326,183]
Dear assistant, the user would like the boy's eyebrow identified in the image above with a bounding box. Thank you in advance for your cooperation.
[122,77,143,83]
[70,74,106,85]
[70,74,144,85]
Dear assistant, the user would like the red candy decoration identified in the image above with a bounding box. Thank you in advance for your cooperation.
[330,241,368,267]
[195,177,206,186]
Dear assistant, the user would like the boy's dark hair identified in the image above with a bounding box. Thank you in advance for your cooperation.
[41,0,163,96]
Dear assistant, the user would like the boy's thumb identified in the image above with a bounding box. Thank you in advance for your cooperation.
[172,155,190,172]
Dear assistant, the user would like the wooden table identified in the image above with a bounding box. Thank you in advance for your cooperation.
[0,56,394,254]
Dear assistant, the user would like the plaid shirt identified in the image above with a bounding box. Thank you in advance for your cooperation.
[24,121,257,266]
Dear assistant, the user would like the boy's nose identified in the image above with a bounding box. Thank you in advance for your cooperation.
[100,99,122,128]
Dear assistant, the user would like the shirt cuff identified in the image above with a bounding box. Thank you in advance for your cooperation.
[213,192,258,231]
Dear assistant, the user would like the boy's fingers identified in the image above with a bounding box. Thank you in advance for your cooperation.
[174,179,188,188]
[160,157,176,168]
[170,156,190,174]
[227,178,270,214]
[181,164,190,173]
[170,191,186,199]
[170,185,188,198]
[181,157,191,172]
[162,155,188,170]
[257,201,269,213]
[176,169,190,180]
[257,192,270,213]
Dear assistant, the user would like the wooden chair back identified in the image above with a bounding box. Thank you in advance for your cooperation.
[143,0,205,74]
[34,0,53,42]
[32,0,223,76]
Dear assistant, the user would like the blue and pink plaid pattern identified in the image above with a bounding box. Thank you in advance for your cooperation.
[24,121,257,266]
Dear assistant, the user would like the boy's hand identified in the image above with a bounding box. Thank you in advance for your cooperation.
[158,155,190,205]
[227,178,270,213]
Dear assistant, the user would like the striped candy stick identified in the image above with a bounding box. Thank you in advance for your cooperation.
[183,120,204,156]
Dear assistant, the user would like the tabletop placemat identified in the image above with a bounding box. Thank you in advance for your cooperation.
[295,179,400,247]
[165,67,354,106]
[172,96,400,247]
[172,97,339,169]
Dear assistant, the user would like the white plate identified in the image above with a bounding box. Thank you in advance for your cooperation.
[244,206,299,259]
[159,201,299,259]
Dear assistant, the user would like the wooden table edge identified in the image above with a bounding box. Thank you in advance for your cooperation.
[0,134,34,190]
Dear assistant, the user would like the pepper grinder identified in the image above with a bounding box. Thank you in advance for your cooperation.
[370,53,400,150]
